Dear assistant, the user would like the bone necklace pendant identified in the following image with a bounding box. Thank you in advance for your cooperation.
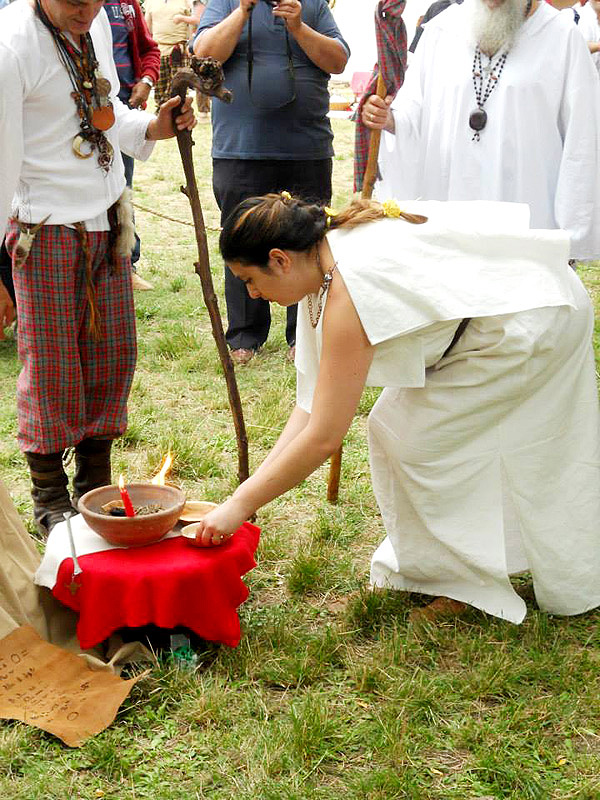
[72,133,94,159]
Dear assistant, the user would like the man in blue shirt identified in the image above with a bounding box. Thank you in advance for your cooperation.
[194,0,349,364]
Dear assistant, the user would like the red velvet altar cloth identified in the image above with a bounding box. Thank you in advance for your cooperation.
[52,523,260,649]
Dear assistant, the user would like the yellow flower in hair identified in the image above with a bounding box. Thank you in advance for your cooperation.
[382,200,404,219]
[280,190,292,202]
[324,206,338,229]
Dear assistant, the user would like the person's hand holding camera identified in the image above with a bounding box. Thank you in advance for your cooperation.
[271,0,302,35]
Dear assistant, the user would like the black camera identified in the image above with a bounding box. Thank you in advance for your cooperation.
[262,0,280,6]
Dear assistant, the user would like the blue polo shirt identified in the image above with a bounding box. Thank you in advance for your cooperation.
[195,0,349,160]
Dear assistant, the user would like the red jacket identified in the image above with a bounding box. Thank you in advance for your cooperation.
[127,0,160,84]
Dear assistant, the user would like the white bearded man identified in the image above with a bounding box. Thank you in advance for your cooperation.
[362,0,600,261]
[0,0,195,534]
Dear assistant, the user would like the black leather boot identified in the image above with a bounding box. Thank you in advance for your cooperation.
[24,451,72,535]
[72,438,113,505]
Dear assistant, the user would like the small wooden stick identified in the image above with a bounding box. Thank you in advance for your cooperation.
[170,62,248,485]
[326,447,342,504]
[326,72,388,504]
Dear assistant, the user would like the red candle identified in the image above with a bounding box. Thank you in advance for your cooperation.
[118,475,136,518]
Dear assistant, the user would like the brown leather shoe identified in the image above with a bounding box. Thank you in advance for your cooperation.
[408,596,468,623]
[230,348,255,366]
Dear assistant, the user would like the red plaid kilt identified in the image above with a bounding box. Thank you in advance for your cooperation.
[5,222,137,454]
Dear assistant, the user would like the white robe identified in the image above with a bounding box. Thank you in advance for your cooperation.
[377,1,600,261]
[295,202,600,623]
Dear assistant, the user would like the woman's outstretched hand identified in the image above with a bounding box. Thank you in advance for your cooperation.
[192,498,249,547]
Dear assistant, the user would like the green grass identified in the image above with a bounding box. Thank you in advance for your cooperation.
[0,116,599,799]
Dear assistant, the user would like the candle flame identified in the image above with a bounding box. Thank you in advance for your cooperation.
[118,474,125,490]
[151,451,173,485]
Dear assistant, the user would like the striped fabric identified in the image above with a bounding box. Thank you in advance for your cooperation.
[6,222,137,454]
[104,0,136,99]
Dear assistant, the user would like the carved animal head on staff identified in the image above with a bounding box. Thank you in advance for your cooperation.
[170,57,233,105]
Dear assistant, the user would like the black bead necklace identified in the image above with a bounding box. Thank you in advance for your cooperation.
[469,47,508,141]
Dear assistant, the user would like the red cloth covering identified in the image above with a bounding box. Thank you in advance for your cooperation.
[52,523,260,650]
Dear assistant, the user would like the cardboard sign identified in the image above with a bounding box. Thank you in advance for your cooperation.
[0,626,147,747]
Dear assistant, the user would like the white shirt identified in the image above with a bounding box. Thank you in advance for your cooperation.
[377,1,600,260]
[0,0,155,238]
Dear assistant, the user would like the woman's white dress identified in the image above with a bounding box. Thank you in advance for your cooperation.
[295,201,600,623]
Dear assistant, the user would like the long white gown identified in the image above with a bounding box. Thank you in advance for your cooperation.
[376,1,600,261]
[295,202,600,623]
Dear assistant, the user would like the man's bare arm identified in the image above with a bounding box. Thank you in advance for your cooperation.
[193,0,256,62]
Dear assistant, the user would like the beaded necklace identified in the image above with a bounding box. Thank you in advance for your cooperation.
[469,47,508,141]
[469,0,534,141]
[35,0,115,170]
[307,246,337,329]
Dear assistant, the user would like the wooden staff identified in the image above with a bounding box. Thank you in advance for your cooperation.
[326,72,387,504]
[361,73,387,201]
[170,60,249,485]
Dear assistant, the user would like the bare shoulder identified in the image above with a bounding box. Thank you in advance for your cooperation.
[322,271,372,352]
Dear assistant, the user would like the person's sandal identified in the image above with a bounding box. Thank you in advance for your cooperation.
[231,348,255,365]
[408,596,468,623]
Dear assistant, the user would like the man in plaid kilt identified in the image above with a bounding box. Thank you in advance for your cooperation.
[0,0,196,534]
[145,0,194,108]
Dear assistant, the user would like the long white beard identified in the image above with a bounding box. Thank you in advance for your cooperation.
[468,0,526,55]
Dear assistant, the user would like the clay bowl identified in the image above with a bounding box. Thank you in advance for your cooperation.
[78,483,186,547]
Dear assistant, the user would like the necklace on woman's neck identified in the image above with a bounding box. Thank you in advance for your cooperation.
[307,245,337,329]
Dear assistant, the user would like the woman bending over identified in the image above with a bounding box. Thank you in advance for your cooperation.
[194,193,600,623]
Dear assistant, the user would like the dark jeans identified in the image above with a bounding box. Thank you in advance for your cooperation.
[121,152,140,267]
[213,158,332,351]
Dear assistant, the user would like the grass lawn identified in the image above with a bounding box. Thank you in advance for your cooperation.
[0,117,599,800]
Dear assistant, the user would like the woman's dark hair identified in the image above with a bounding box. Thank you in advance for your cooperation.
[219,193,327,268]
[219,193,426,268]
